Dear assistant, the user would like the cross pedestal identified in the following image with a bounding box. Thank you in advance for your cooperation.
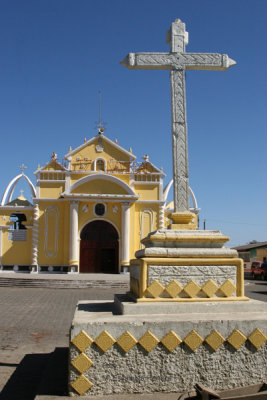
[68,20,267,397]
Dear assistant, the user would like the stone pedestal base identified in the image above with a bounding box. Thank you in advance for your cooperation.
[69,298,267,397]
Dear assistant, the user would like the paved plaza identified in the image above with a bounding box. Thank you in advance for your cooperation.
[0,275,266,400]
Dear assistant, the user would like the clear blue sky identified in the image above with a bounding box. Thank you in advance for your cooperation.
[0,0,266,247]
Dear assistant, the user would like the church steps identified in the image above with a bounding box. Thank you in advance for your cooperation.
[0,277,129,289]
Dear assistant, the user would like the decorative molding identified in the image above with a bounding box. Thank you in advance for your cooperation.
[44,206,59,258]
[31,203,39,266]
[139,208,154,249]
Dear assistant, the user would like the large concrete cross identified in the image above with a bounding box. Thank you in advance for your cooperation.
[121,19,235,214]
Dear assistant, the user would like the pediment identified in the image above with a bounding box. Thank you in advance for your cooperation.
[40,160,66,171]
[65,134,136,168]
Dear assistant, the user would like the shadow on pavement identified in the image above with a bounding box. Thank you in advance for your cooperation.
[0,347,68,400]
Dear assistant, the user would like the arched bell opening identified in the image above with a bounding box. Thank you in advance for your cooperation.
[79,220,119,273]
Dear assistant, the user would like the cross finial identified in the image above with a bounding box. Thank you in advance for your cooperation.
[20,189,24,197]
[19,163,27,175]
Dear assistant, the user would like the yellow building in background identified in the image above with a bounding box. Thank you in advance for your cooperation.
[0,130,199,274]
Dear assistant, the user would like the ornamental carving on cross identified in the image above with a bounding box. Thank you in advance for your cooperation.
[121,19,235,222]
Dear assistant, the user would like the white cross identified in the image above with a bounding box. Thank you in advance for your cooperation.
[19,163,27,175]
[121,19,235,212]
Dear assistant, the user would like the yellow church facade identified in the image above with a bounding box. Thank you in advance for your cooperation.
[0,131,199,274]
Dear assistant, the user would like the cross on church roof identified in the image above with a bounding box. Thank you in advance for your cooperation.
[19,163,27,175]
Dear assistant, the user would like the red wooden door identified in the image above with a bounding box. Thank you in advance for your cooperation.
[80,221,118,273]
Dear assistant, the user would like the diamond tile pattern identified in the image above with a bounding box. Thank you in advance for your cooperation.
[227,329,246,350]
[161,330,182,352]
[71,353,93,374]
[184,330,203,351]
[219,280,236,297]
[94,330,116,352]
[71,375,93,395]
[70,327,265,394]
[205,330,225,351]
[143,279,240,299]
[139,330,159,352]
[183,280,201,298]
[71,330,93,352]
[117,331,137,352]
[248,328,267,350]
[201,280,219,298]
[146,280,165,298]
[165,280,183,298]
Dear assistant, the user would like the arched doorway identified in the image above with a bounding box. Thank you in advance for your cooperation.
[80,221,119,273]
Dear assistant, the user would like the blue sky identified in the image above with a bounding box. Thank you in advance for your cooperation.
[0,0,266,246]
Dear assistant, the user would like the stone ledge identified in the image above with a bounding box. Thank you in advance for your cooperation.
[135,247,237,258]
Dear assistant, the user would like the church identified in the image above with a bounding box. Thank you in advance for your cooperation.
[0,128,199,274]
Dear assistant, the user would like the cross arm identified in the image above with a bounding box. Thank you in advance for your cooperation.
[120,52,236,71]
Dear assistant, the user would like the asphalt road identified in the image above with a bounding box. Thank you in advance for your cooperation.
[0,279,266,400]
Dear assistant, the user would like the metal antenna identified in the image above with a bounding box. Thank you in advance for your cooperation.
[97,91,105,134]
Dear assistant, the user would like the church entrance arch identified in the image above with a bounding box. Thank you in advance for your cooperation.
[80,220,119,273]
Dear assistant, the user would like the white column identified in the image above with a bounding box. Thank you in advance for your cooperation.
[159,202,165,229]
[121,202,131,266]
[69,200,79,267]
[31,202,39,272]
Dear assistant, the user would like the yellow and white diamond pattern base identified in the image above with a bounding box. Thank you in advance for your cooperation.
[117,331,138,352]
[201,280,219,298]
[165,280,183,298]
[248,328,267,350]
[71,375,93,396]
[139,330,159,352]
[71,330,93,352]
[227,329,247,350]
[183,330,203,351]
[146,280,165,298]
[94,330,116,352]
[205,330,225,351]
[70,327,267,395]
[145,279,236,299]
[161,330,182,352]
[71,353,93,374]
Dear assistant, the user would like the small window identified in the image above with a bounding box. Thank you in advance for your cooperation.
[95,203,105,216]
[9,213,27,230]
[8,213,27,241]
[96,159,105,171]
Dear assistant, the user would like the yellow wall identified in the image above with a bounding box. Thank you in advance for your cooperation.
[0,209,33,265]
[134,184,159,200]
[71,138,130,166]
[72,180,128,195]
[37,201,67,265]
[134,203,159,251]
[40,182,65,198]
[1,228,32,264]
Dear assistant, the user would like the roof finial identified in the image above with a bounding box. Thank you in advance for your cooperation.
[97,90,106,134]
[142,155,149,162]
[19,163,27,175]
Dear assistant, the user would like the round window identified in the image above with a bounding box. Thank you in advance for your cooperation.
[95,203,105,216]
